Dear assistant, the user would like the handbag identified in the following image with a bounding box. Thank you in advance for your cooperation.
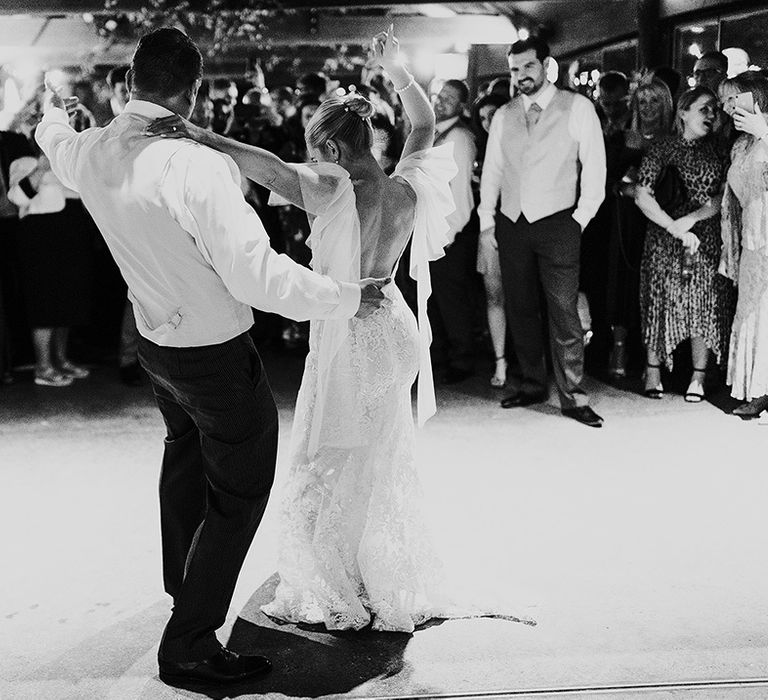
[653,163,686,214]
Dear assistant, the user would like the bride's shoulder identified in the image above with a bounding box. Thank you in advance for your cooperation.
[388,173,417,204]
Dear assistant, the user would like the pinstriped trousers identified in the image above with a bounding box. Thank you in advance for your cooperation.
[138,331,278,662]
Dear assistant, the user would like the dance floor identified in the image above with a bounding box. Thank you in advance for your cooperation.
[1,348,767,700]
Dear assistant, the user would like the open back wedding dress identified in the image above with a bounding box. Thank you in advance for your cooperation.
[261,145,532,633]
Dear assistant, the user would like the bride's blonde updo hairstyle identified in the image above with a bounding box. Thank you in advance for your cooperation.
[305,93,375,157]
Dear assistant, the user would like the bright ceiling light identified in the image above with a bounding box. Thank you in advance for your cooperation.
[689,26,705,34]
[420,4,457,18]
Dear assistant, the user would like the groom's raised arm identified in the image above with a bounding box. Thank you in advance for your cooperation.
[35,107,85,193]
[168,146,361,322]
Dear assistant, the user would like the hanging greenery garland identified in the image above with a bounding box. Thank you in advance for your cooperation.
[87,0,285,56]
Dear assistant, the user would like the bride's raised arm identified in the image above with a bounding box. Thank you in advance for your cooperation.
[372,24,435,159]
[144,112,305,208]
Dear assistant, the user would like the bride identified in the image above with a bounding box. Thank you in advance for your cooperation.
[147,27,529,633]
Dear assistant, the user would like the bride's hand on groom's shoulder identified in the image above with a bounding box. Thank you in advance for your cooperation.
[355,276,391,319]
[143,115,197,141]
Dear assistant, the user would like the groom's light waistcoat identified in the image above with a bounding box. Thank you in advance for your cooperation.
[478,84,605,232]
[498,89,578,224]
[36,100,359,347]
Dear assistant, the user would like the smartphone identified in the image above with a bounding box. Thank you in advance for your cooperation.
[735,91,755,113]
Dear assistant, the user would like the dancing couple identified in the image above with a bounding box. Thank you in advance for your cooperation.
[36,25,530,690]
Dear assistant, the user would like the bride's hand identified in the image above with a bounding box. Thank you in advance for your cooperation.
[372,24,400,72]
[143,114,200,141]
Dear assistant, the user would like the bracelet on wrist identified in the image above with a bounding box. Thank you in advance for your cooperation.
[394,76,415,93]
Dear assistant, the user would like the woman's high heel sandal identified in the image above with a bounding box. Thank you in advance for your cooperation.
[643,362,664,399]
[491,357,507,388]
[684,367,707,403]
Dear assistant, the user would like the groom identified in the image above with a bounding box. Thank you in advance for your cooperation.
[36,28,386,688]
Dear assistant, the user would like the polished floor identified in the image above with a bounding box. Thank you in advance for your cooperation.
[1,350,767,700]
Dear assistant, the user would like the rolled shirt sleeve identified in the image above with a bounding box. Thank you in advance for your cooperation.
[169,147,360,322]
[570,97,607,230]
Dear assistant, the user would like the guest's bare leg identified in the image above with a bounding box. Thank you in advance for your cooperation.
[483,271,506,387]
[645,348,663,395]
[685,336,708,402]
[53,327,89,378]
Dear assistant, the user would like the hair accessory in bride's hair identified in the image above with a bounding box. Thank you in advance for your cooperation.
[344,106,350,112]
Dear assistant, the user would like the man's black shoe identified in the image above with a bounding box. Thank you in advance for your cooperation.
[119,362,143,386]
[562,405,604,428]
[442,366,474,385]
[158,647,272,687]
[500,391,547,408]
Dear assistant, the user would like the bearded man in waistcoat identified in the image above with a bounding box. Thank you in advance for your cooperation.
[478,37,607,427]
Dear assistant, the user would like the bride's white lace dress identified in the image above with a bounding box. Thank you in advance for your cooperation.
[261,146,531,632]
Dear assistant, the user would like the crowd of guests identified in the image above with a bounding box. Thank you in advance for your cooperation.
[0,41,767,421]
[578,48,768,420]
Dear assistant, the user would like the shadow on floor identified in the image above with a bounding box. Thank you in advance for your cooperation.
[177,573,414,699]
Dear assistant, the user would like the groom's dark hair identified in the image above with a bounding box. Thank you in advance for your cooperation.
[130,27,203,98]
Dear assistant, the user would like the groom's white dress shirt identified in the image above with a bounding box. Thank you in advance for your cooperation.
[478,81,605,232]
[36,100,360,347]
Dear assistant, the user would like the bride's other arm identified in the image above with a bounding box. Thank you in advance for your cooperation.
[373,25,434,159]
[144,116,305,207]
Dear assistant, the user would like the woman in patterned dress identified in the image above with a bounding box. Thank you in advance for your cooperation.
[719,73,768,419]
[635,86,735,401]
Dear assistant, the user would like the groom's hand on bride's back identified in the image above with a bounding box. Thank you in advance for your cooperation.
[355,277,390,319]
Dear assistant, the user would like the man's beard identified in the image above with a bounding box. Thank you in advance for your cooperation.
[517,78,540,95]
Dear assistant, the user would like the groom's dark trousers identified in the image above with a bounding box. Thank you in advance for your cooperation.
[138,330,278,663]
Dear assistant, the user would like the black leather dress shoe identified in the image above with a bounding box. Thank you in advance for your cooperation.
[500,391,547,408]
[159,647,272,687]
[562,406,604,428]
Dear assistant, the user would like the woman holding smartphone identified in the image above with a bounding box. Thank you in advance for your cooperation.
[634,86,735,402]
[719,73,768,419]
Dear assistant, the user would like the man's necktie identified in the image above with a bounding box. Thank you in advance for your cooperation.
[526,102,542,132]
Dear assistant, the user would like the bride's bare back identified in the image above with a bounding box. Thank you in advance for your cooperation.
[353,173,417,280]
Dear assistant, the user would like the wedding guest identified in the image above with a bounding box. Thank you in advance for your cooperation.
[296,72,328,101]
[8,133,93,387]
[429,78,478,383]
[107,65,144,385]
[580,71,633,373]
[603,77,676,377]
[106,65,129,122]
[0,129,33,383]
[478,36,606,427]
[472,92,509,386]
[651,66,683,105]
[693,51,728,93]
[719,73,768,418]
[210,78,238,135]
[269,86,297,123]
[634,86,735,401]
[190,79,214,129]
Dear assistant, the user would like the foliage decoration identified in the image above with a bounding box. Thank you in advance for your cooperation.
[87,0,286,56]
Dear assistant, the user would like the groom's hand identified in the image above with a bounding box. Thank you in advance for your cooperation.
[43,76,79,117]
[355,276,390,319]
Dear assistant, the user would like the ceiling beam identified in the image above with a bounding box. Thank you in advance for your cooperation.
[0,0,439,14]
